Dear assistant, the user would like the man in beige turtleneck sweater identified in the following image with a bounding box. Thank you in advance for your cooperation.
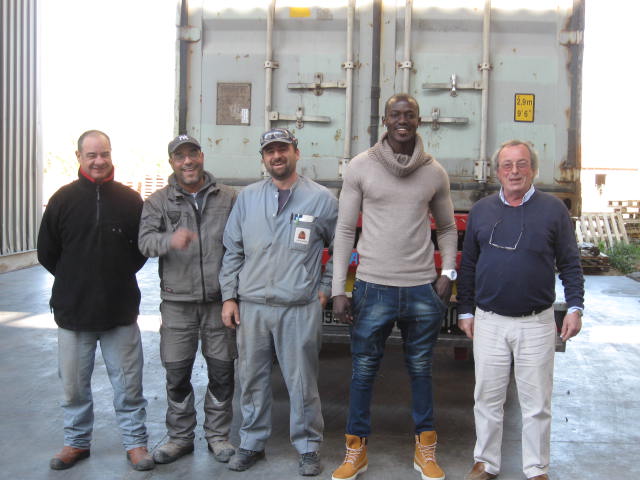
[331,94,457,480]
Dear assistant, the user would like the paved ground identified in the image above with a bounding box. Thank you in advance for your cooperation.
[1,259,639,479]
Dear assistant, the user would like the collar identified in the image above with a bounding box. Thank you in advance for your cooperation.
[499,185,535,206]
[78,167,115,185]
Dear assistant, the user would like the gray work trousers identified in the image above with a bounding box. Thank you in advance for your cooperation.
[237,300,324,454]
[159,300,237,444]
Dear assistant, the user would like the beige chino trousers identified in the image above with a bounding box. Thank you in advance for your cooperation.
[472,307,556,479]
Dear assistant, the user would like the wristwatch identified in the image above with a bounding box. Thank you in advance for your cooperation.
[441,269,457,281]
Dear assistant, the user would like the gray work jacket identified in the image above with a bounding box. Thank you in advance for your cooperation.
[138,172,237,302]
[219,175,337,306]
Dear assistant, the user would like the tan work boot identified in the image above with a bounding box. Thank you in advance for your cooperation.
[414,431,445,480]
[465,461,497,480]
[332,434,368,480]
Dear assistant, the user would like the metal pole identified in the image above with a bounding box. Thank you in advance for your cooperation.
[263,0,276,176]
[369,0,382,147]
[477,0,491,183]
[402,0,413,93]
[341,0,356,176]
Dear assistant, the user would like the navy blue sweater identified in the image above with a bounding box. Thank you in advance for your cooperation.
[457,190,584,316]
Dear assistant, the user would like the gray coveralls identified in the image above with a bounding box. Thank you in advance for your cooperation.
[138,172,237,444]
[219,175,337,454]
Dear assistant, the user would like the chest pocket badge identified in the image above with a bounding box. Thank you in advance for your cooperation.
[167,211,181,227]
[293,227,311,246]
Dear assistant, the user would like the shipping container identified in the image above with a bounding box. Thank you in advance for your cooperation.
[175,0,584,350]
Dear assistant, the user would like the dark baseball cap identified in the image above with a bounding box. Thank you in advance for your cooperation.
[259,128,297,153]
[168,134,201,155]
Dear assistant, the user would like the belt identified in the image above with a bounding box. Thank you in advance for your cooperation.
[478,304,551,318]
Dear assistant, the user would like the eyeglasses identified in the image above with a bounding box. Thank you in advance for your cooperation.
[488,207,525,250]
[499,160,530,171]
[171,150,200,161]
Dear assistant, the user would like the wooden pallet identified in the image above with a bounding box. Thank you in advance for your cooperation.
[576,213,629,248]
[608,200,640,208]
[625,219,640,240]
[581,253,610,274]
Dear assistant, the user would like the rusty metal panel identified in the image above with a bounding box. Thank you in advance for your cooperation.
[1,0,40,255]
[216,83,252,125]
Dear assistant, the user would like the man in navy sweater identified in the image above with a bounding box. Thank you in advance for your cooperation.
[457,140,584,480]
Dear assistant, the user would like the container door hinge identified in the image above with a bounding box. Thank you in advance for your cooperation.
[178,26,201,42]
[474,159,490,182]
[559,30,584,45]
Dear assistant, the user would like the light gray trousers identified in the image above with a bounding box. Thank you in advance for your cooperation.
[237,300,323,454]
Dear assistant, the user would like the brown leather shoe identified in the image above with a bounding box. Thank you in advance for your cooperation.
[49,446,90,470]
[126,446,155,471]
[528,475,549,480]
[465,461,497,480]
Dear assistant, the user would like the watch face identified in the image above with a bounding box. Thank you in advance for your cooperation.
[443,270,457,281]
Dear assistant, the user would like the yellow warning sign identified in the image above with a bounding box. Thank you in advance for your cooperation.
[514,94,535,122]
[289,7,311,18]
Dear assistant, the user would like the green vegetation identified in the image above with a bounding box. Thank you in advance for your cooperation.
[605,243,640,274]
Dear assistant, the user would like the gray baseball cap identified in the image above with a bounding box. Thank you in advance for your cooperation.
[259,128,297,153]
[168,134,201,155]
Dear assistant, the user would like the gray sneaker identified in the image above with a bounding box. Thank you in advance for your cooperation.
[299,451,321,476]
[152,441,194,464]
[228,448,265,471]
[208,440,236,463]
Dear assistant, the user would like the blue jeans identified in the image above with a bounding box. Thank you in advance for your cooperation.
[346,280,446,437]
[57,323,148,450]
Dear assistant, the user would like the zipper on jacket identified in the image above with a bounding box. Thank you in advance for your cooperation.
[96,184,101,224]
[188,201,207,303]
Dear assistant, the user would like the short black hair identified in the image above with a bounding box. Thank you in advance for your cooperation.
[383,94,420,118]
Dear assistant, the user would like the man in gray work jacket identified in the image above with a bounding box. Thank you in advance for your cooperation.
[138,134,238,465]
[219,128,338,476]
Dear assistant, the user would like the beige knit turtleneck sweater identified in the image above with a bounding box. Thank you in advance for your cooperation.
[332,133,457,295]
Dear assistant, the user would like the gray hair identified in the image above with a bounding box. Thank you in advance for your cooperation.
[491,140,538,172]
[77,130,111,152]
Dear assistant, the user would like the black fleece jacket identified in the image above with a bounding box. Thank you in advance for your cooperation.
[37,170,147,331]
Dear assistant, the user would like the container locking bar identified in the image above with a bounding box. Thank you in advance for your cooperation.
[269,107,331,129]
[287,73,346,96]
[423,73,482,97]
[419,108,468,130]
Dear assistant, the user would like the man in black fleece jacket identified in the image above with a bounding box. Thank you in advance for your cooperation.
[457,140,584,480]
[37,130,153,472]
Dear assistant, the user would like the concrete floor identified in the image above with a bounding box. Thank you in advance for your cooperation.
[1,259,639,480]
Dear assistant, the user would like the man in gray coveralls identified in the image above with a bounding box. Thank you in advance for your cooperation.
[219,128,338,476]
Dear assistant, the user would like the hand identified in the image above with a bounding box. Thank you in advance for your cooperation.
[318,291,329,309]
[561,311,582,341]
[434,275,453,306]
[221,299,240,329]
[332,294,353,325]
[170,228,197,250]
[458,316,475,339]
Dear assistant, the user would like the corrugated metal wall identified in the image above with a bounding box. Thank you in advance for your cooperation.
[1,0,40,255]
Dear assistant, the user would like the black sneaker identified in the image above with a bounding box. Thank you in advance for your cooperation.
[299,451,321,476]
[228,448,265,472]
